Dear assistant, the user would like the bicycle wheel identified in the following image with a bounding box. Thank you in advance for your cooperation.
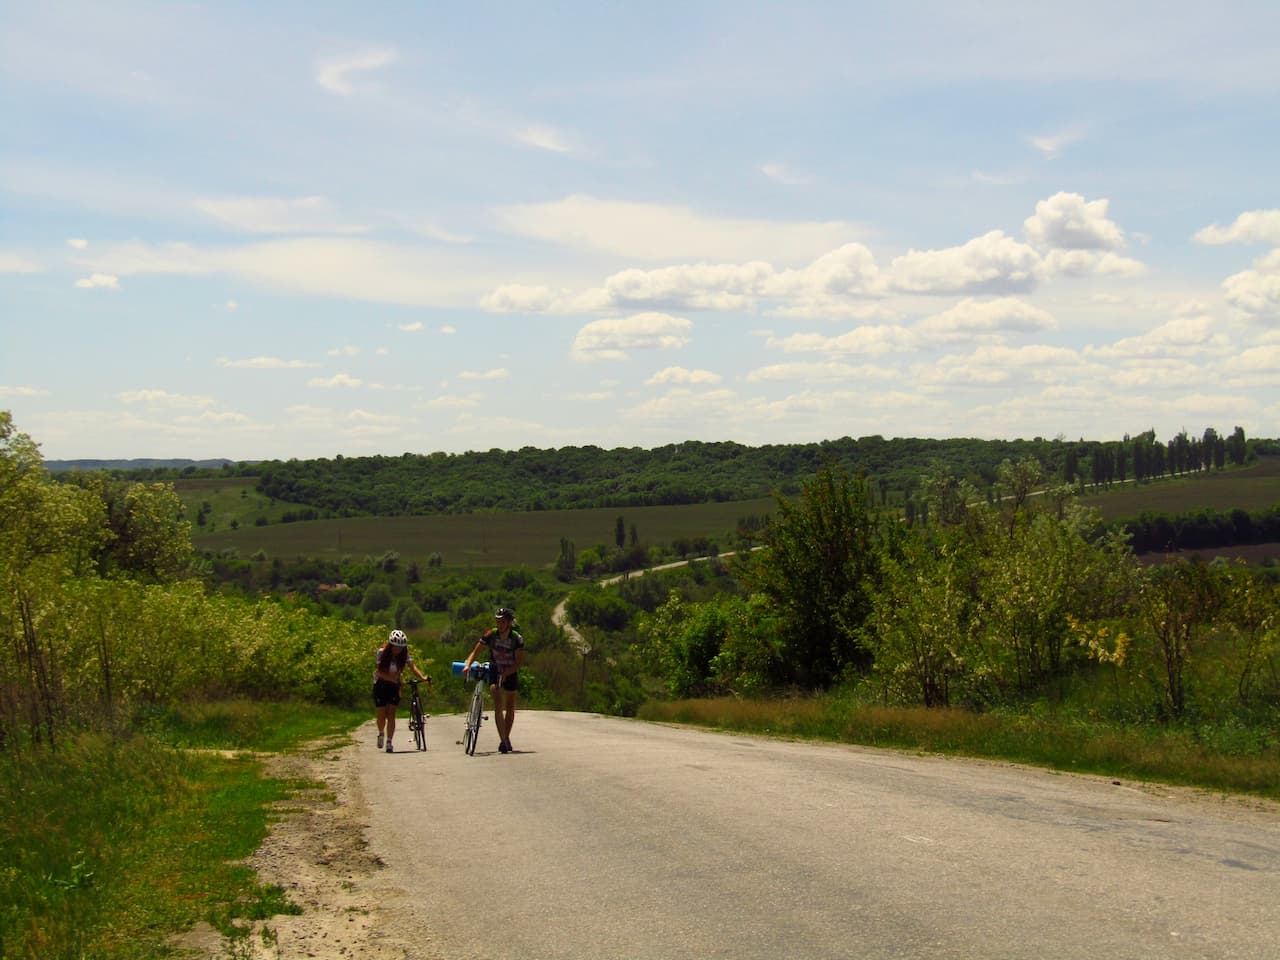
[465,682,483,755]
[411,696,427,751]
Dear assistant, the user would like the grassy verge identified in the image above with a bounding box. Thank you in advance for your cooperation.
[0,701,366,960]
[638,697,1280,800]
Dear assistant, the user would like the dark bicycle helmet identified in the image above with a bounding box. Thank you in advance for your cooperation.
[494,607,515,620]
[388,629,408,647]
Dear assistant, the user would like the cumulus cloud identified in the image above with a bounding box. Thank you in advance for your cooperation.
[1084,314,1232,360]
[458,368,510,381]
[115,389,215,408]
[315,48,398,96]
[571,312,692,362]
[766,323,919,358]
[75,272,119,289]
[1024,193,1125,251]
[218,356,316,369]
[645,367,722,386]
[67,238,88,250]
[885,232,1040,295]
[915,297,1056,343]
[917,344,1084,388]
[0,385,49,397]
[745,361,897,383]
[307,373,363,388]
[1222,250,1280,324]
[1195,210,1280,246]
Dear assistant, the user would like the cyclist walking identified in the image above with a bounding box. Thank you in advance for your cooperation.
[461,607,525,753]
[374,629,430,753]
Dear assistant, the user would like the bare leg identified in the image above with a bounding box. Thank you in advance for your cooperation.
[385,706,397,742]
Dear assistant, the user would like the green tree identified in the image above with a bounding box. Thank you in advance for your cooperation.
[745,462,885,687]
[362,582,393,615]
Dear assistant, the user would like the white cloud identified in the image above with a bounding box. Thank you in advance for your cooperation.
[1195,210,1280,246]
[885,231,1040,295]
[308,373,363,388]
[571,312,692,362]
[74,272,119,289]
[399,321,426,332]
[428,394,480,409]
[218,356,316,369]
[517,124,576,153]
[328,345,361,357]
[458,368,509,381]
[917,344,1085,388]
[1085,314,1231,360]
[116,389,215,409]
[915,297,1056,343]
[1027,126,1085,158]
[194,195,368,234]
[1041,249,1145,278]
[0,385,49,397]
[494,195,858,262]
[1023,193,1125,251]
[315,48,398,96]
[766,323,919,357]
[224,299,239,312]
[761,162,811,185]
[83,238,495,308]
[645,367,722,386]
[66,238,88,250]
[0,253,41,273]
[1222,250,1280,324]
[746,362,897,382]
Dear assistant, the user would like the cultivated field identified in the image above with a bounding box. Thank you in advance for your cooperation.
[183,456,1278,568]
[191,497,777,568]
[1077,455,1280,519]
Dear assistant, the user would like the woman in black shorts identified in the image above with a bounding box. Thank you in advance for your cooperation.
[373,629,430,753]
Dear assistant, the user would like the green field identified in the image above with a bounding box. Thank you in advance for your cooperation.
[192,497,777,568]
[1078,455,1280,520]
[184,456,1279,568]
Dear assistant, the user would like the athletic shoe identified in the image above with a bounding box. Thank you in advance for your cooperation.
[377,733,384,749]
[385,740,393,753]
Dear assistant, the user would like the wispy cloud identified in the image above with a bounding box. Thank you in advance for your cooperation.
[315,48,398,96]
[0,253,41,274]
[74,273,119,289]
[218,356,316,369]
[1027,126,1086,159]
[308,373,363,388]
[761,162,812,186]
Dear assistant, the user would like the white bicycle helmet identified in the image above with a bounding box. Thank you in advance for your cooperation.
[388,629,408,647]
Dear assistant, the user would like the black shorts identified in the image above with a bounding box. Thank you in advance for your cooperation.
[373,679,401,707]
[493,671,519,693]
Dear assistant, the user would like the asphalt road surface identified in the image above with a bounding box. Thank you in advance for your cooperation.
[359,711,1280,960]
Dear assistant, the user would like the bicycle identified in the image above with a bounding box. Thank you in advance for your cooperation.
[453,661,494,755]
[406,677,431,751]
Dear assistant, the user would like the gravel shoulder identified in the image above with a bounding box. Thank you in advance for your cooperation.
[173,727,413,960]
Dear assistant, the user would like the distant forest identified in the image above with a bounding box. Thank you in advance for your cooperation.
[74,427,1274,518]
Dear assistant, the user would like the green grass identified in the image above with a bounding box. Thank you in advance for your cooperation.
[638,697,1280,799]
[175,476,314,534]
[192,497,776,568]
[0,702,365,960]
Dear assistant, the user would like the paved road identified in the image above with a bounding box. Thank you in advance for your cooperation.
[359,712,1280,960]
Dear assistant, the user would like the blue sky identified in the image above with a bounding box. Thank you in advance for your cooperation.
[2,1,1278,461]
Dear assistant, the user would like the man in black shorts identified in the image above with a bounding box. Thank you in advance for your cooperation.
[462,607,525,753]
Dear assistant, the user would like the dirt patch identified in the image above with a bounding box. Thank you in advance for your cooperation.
[172,731,414,960]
